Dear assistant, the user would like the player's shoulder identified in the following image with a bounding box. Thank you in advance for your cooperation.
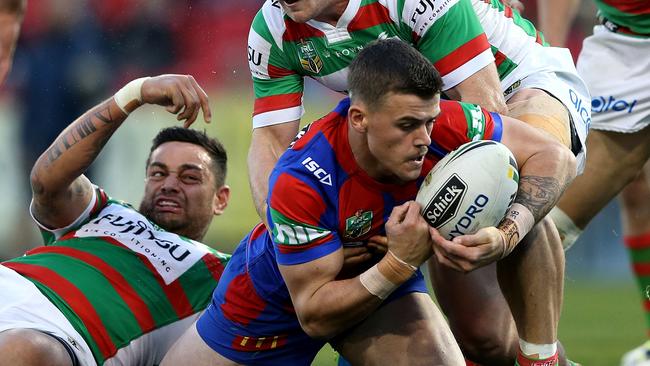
[250,0,287,45]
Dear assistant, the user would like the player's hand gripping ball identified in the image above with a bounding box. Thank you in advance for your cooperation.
[416,140,519,239]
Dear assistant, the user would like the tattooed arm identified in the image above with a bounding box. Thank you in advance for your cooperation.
[30,74,211,229]
[430,114,576,272]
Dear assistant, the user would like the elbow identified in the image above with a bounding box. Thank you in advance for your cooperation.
[546,143,577,184]
[29,164,46,197]
[298,314,337,340]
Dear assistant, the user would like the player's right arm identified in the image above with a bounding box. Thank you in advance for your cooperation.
[30,74,211,229]
[273,193,432,339]
[247,8,305,223]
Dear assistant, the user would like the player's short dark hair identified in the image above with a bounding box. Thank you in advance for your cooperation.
[146,127,228,187]
[348,39,442,107]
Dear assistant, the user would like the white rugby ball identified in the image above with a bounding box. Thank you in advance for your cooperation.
[416,140,519,239]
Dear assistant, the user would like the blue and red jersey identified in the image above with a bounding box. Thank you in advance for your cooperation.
[197,98,502,364]
[268,98,502,265]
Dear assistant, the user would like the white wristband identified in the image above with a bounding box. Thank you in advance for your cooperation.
[500,203,535,258]
[359,264,399,300]
[114,77,150,115]
[505,203,535,239]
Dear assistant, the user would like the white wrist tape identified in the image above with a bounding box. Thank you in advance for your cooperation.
[114,77,150,114]
[501,203,535,258]
[359,264,399,300]
[505,203,535,240]
[548,207,582,251]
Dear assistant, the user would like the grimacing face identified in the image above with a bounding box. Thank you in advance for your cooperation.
[278,0,347,24]
[362,93,440,184]
[139,141,222,241]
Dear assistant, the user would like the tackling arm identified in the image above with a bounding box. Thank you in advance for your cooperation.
[30,74,211,229]
[248,120,301,226]
[445,64,508,115]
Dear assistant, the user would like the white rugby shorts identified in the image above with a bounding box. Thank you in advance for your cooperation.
[0,264,96,366]
[577,25,650,133]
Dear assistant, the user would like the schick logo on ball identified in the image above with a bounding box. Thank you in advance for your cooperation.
[591,95,637,114]
[423,174,467,227]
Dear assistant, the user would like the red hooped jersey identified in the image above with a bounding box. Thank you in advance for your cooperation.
[3,188,230,364]
[267,98,503,265]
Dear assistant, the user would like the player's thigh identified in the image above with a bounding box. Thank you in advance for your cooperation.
[558,127,650,227]
[428,260,517,348]
[161,321,241,366]
[506,88,572,149]
[333,292,463,366]
[0,329,74,366]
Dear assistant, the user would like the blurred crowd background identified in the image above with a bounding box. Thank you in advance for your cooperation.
[0,0,631,285]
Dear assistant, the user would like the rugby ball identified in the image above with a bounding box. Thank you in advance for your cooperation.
[416,140,519,239]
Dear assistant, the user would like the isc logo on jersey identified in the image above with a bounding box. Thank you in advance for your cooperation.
[301,157,332,186]
[416,140,519,239]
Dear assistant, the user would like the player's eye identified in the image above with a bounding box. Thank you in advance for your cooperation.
[148,170,166,179]
[181,174,202,184]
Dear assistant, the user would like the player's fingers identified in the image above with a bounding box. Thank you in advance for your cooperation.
[387,202,410,225]
[176,83,200,125]
[165,88,184,115]
[435,249,464,272]
[366,242,387,254]
[188,75,212,123]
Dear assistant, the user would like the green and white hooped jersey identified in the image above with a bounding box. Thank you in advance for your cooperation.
[594,0,650,35]
[4,187,229,365]
[248,0,493,128]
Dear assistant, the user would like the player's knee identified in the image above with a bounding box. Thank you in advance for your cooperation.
[620,172,650,210]
[456,326,517,366]
[0,329,73,366]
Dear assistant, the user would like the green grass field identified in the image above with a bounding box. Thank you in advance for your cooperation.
[103,90,644,366]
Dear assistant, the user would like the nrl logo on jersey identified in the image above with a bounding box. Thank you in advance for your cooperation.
[344,210,373,239]
[298,40,323,73]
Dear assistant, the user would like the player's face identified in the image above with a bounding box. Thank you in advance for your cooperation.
[139,142,226,241]
[278,0,348,24]
[364,93,440,184]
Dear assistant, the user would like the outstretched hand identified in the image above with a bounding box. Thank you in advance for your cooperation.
[430,226,506,273]
[141,74,212,127]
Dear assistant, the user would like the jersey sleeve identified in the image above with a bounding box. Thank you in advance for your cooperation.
[401,0,494,90]
[30,185,110,245]
[249,6,305,129]
[267,171,341,266]
[429,100,503,156]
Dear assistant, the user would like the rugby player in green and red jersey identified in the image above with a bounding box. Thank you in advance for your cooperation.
[0,74,231,366]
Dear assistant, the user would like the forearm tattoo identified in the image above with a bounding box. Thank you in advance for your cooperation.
[46,104,114,164]
[515,175,563,221]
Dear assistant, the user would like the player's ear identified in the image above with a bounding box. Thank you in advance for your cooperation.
[348,103,368,133]
[212,185,230,216]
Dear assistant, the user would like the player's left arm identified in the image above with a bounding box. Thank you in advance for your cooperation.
[432,113,576,272]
